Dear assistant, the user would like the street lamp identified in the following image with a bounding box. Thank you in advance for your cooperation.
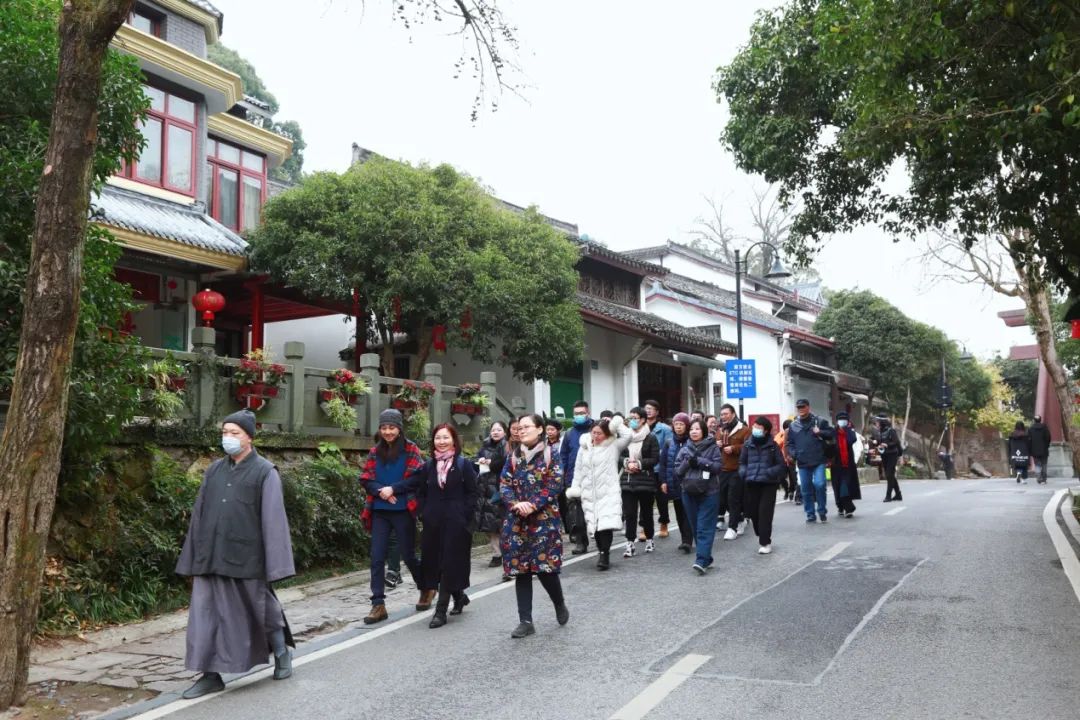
[734,242,791,419]
[938,344,975,477]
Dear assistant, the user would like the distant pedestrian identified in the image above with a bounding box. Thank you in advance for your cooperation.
[716,404,750,540]
[566,416,632,570]
[509,418,522,451]
[176,410,295,699]
[1008,420,1033,485]
[676,418,724,575]
[545,417,570,527]
[830,412,863,518]
[561,401,595,555]
[691,410,705,423]
[1029,415,1051,484]
[359,409,429,626]
[643,399,674,539]
[407,424,479,628]
[739,416,787,555]
[620,407,661,557]
[501,414,569,638]
[706,415,718,436]
[475,421,510,569]
[874,416,904,502]
[658,412,694,553]
[786,399,835,522]
[776,419,798,503]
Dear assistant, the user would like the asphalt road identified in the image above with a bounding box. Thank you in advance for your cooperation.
[130,477,1080,720]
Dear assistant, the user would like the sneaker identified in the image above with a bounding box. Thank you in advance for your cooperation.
[1022,479,1028,485]
[737,521,746,536]
[692,563,706,575]
[806,516,817,524]
[723,528,737,541]
[677,543,691,554]
[384,570,401,588]
[510,621,535,639]
[758,545,772,555]
[644,539,655,553]
[819,513,828,524]
[623,541,637,558]
[845,511,855,518]
[716,519,726,531]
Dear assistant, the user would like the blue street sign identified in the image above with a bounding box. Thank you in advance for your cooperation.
[725,359,757,399]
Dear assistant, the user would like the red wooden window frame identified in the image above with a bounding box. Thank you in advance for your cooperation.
[120,85,198,197]
[205,138,267,232]
[128,4,164,37]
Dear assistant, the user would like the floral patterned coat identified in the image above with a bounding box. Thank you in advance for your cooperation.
[499,444,564,576]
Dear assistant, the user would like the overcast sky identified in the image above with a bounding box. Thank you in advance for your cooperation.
[211,0,1034,358]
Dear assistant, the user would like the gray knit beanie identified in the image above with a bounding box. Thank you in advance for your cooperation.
[378,408,404,431]
[222,409,257,439]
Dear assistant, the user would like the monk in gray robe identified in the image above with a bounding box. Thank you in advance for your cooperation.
[176,409,295,699]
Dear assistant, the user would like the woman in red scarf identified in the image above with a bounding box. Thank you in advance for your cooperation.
[830,412,863,518]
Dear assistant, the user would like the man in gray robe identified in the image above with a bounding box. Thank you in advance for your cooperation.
[176,409,296,699]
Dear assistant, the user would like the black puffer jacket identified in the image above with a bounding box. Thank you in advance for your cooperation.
[474,437,508,534]
[738,436,787,484]
[620,432,660,494]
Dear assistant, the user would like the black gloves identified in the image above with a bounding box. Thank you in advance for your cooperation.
[688,456,700,469]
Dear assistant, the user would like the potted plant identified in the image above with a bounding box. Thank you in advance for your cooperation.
[144,355,187,422]
[392,380,436,411]
[318,368,370,405]
[233,348,287,411]
[450,382,489,416]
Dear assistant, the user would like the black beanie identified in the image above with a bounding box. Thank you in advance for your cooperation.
[223,409,257,439]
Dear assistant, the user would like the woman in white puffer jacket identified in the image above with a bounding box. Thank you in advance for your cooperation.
[566,416,632,570]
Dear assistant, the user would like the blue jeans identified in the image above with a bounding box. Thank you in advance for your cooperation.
[682,492,720,568]
[370,510,420,605]
[798,464,828,519]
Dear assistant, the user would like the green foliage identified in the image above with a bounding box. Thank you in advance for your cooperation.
[270,119,305,185]
[716,0,1080,294]
[281,444,368,570]
[248,157,584,381]
[320,396,358,432]
[992,357,1039,418]
[971,363,1024,434]
[406,411,432,452]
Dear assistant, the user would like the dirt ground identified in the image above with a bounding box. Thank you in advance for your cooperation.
[4,681,155,720]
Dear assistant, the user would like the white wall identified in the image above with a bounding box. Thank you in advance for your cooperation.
[264,314,354,369]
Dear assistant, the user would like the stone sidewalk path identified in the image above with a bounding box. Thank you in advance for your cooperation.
[26,545,507,715]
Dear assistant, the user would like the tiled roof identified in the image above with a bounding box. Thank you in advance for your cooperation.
[92,185,246,257]
[576,292,736,356]
[185,0,222,19]
[655,274,796,333]
[579,240,667,276]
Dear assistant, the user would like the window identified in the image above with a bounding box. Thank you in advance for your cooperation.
[120,85,197,195]
[206,138,266,231]
[128,4,164,36]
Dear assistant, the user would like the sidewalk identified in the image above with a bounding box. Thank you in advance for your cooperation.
[18,545,506,719]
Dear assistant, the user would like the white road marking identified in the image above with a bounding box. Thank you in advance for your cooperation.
[609,653,711,720]
[1042,489,1080,606]
[816,541,852,562]
[1062,491,1080,544]
[884,506,907,516]
[128,551,601,719]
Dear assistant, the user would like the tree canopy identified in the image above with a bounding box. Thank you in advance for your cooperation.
[716,0,1080,296]
[247,157,584,381]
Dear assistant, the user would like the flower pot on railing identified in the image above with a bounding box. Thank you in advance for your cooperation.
[392,398,418,411]
[319,389,360,405]
[450,402,483,417]
[168,376,187,392]
[236,382,280,412]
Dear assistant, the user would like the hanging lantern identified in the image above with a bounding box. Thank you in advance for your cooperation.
[460,308,473,340]
[192,288,226,327]
[392,296,402,333]
[1072,319,1080,340]
[432,324,447,353]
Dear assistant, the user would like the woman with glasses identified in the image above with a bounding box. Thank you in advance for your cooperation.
[500,413,569,638]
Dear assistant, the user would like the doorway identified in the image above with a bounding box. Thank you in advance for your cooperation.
[637,360,683,419]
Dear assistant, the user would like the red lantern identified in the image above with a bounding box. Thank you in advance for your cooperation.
[1072,319,1080,340]
[192,288,226,327]
[432,324,447,353]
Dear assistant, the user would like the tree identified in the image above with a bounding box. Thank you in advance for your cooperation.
[0,0,144,708]
[206,43,305,184]
[972,363,1025,436]
[247,157,584,381]
[992,357,1038,418]
[715,0,1080,296]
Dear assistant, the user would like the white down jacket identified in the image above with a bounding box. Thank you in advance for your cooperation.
[566,416,632,537]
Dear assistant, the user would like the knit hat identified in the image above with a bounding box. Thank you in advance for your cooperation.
[378,408,404,431]
[222,409,257,439]
[672,412,691,426]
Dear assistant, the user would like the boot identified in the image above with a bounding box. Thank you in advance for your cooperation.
[363,604,388,625]
[181,672,224,699]
[658,523,669,539]
[450,593,470,615]
[554,602,570,626]
[596,551,610,571]
[273,649,293,680]
[429,610,447,628]
[416,589,436,611]
[571,541,587,555]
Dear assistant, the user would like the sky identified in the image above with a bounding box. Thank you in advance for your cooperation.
[210,0,1035,359]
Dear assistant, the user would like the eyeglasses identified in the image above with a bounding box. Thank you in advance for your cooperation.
[518,424,537,431]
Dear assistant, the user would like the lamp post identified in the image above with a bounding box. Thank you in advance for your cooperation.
[733,242,791,419]
[937,344,974,473]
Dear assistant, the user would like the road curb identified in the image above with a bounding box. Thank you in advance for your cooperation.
[1042,489,1080,606]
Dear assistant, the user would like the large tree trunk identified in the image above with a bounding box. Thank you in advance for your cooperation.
[1027,282,1080,473]
[0,0,134,708]
[900,384,912,448]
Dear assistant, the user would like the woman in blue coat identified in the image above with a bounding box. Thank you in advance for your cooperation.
[675,418,724,575]
[739,417,788,555]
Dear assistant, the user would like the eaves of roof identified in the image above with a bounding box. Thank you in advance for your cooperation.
[576,292,736,357]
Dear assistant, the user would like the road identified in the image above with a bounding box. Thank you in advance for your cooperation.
[125,477,1080,720]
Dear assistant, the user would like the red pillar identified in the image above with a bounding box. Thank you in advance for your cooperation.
[1035,359,1065,441]
[246,279,265,352]
[352,288,366,372]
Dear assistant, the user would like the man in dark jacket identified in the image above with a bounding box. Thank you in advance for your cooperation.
[875,416,904,502]
[786,399,835,523]
[643,399,674,539]
[561,400,594,553]
[1029,415,1051,484]
[716,403,750,540]
[176,410,295,699]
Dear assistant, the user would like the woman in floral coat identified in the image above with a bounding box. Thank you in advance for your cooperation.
[500,413,570,638]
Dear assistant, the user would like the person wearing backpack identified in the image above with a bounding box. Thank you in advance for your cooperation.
[675,418,724,575]
[1007,421,1033,484]
[739,416,788,555]
[785,399,835,523]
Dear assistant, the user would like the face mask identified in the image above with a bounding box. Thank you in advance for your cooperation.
[629,419,640,430]
[222,436,244,456]
[751,428,765,439]
[573,414,588,425]
[838,420,848,428]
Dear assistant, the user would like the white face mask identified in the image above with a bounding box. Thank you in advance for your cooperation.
[837,420,848,428]
[222,436,244,456]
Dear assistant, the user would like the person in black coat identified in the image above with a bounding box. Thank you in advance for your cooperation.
[1029,415,1051,484]
[619,407,661,557]
[1007,421,1033,485]
[739,417,787,554]
[407,424,479,628]
[830,412,863,518]
[475,421,510,567]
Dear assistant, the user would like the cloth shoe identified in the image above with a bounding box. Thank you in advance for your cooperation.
[723,528,737,541]
[416,589,436,611]
[692,563,706,575]
[181,672,224,699]
[511,621,535,639]
[623,541,636,558]
[273,649,293,680]
[658,523,669,538]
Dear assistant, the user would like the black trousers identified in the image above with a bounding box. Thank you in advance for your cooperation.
[623,490,655,541]
[744,482,778,546]
[515,573,563,623]
[718,471,744,526]
[784,464,798,498]
[1034,455,1048,483]
[656,492,670,524]
[883,454,902,499]
[557,490,569,528]
[567,498,589,549]
[671,497,692,545]
[595,529,614,554]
